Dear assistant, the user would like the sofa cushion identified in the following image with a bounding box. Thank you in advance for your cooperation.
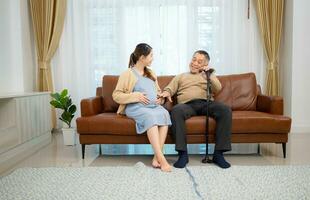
[182,111,291,134]
[232,111,291,133]
[157,76,175,90]
[77,113,136,135]
[100,73,258,113]
[185,116,216,134]
[77,113,217,135]
[174,111,291,134]
[102,76,119,112]
[77,111,291,136]
[215,73,258,111]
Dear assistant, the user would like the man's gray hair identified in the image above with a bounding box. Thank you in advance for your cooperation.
[194,50,210,61]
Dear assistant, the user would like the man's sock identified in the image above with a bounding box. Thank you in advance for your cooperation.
[212,150,231,169]
[173,150,189,168]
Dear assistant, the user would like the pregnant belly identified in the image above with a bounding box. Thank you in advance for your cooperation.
[126,101,157,112]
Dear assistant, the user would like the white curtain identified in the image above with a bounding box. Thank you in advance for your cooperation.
[52,0,265,127]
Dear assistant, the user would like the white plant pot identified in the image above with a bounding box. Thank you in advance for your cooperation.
[62,128,76,146]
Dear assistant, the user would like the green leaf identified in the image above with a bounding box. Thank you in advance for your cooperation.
[66,98,72,108]
[50,100,63,109]
[69,105,77,114]
[60,89,68,98]
[61,112,72,123]
[51,93,60,101]
[60,97,68,109]
[51,89,76,128]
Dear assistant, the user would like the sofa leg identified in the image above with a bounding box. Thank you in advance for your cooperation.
[257,143,260,155]
[282,143,286,158]
[82,144,85,159]
[99,144,102,155]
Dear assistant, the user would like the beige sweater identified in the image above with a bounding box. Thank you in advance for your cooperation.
[112,68,161,114]
[163,72,222,104]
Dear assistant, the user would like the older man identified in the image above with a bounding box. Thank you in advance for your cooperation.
[160,50,232,169]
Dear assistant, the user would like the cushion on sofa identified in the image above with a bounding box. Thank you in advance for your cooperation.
[77,111,291,136]
[215,73,258,111]
[101,76,119,112]
[231,111,291,133]
[101,73,258,113]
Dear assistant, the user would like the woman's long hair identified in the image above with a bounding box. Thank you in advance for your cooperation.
[128,43,155,81]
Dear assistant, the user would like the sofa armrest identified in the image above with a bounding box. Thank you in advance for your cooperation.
[256,94,283,115]
[80,96,103,117]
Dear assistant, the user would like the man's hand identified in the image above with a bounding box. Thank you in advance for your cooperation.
[158,91,172,102]
[137,92,150,105]
[200,65,215,73]
[201,65,215,79]
[155,97,164,105]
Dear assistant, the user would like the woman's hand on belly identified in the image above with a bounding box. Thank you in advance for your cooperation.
[137,92,150,105]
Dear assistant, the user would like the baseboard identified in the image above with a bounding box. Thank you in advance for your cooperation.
[291,125,310,134]
[0,132,51,175]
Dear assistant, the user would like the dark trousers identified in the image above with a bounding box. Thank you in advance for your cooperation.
[171,99,232,152]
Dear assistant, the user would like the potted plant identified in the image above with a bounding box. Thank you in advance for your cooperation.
[50,89,77,145]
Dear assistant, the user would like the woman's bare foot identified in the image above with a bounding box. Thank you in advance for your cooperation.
[152,156,161,168]
[158,156,172,172]
[160,162,172,172]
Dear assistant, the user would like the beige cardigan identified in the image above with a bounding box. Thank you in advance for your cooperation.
[112,68,161,114]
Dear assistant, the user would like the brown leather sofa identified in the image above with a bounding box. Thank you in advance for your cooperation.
[76,73,291,159]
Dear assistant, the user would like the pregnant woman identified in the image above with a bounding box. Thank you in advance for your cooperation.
[112,43,172,172]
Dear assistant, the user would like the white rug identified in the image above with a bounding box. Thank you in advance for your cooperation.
[1,163,310,200]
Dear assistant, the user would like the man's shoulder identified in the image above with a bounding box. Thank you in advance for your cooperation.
[175,72,190,78]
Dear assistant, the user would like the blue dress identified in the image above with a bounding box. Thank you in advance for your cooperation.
[125,68,171,134]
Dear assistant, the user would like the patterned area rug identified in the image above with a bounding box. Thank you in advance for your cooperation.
[1,163,310,200]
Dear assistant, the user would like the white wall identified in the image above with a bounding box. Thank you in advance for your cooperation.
[291,0,310,133]
[0,0,36,94]
[281,0,310,133]
[280,0,293,117]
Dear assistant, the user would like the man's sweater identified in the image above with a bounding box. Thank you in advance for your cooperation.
[163,72,222,104]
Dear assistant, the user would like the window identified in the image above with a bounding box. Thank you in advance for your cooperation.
[89,5,120,84]
[86,0,262,86]
[197,6,220,63]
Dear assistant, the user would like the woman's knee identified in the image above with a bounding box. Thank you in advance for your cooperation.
[163,109,170,116]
